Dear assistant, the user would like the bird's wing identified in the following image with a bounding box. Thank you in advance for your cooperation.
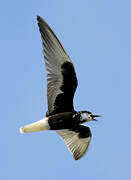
[37,16,78,115]
[56,125,92,160]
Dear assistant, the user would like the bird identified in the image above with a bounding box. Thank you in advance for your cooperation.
[19,16,101,160]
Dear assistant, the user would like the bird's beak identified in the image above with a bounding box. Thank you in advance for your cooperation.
[91,114,101,121]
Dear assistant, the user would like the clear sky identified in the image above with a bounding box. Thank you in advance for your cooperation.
[0,0,131,179]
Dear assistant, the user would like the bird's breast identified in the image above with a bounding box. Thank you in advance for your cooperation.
[48,112,80,130]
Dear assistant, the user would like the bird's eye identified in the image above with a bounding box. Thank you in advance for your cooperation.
[89,114,93,118]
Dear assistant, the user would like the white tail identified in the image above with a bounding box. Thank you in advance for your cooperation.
[19,117,50,133]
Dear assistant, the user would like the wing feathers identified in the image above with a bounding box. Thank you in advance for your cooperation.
[37,16,78,115]
[56,125,92,160]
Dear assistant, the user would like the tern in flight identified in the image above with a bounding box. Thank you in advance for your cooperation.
[20,16,101,160]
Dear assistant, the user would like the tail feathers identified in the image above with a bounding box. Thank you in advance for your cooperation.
[19,117,50,134]
[19,127,25,134]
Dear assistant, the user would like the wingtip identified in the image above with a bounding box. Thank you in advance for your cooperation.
[73,156,79,160]
[37,15,40,21]
[73,153,81,160]
[36,16,49,27]
[37,15,45,23]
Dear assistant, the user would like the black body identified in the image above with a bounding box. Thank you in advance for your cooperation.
[37,16,93,160]
[48,111,87,130]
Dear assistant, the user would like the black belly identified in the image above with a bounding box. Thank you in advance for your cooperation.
[48,112,81,130]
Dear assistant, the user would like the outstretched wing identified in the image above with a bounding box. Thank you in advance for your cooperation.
[37,16,78,116]
[56,125,92,160]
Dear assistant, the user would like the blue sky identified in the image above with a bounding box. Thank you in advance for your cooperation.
[0,0,131,179]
